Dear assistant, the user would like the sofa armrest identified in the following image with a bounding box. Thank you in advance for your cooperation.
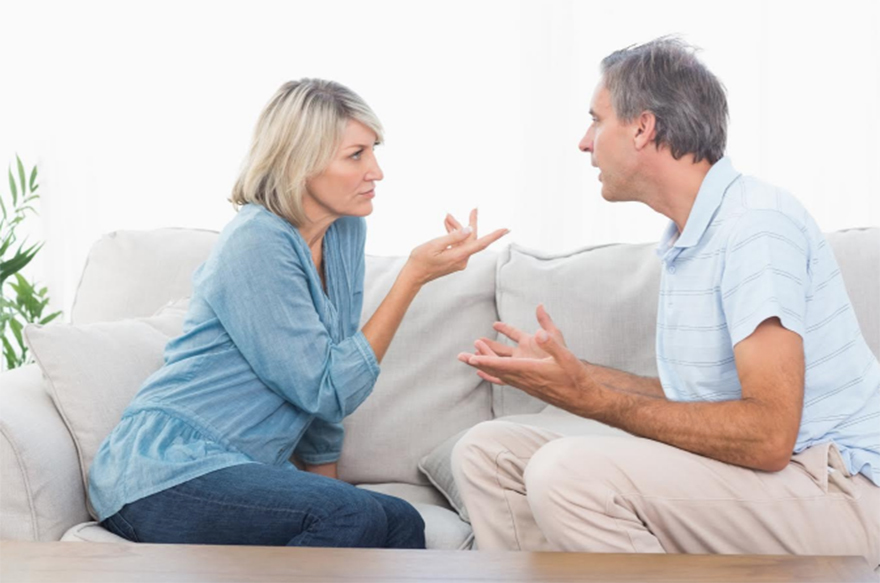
[0,364,90,540]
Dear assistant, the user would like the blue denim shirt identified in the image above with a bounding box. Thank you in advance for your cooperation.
[88,204,380,521]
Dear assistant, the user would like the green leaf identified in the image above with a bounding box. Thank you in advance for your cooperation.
[16,155,26,198]
[2,335,18,370]
[39,311,61,325]
[8,318,24,351]
[8,167,17,206]
[0,242,41,287]
[0,189,7,221]
[29,165,38,191]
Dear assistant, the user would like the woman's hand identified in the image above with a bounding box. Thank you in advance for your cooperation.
[401,209,509,287]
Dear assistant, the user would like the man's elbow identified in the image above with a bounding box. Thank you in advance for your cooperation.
[756,434,797,473]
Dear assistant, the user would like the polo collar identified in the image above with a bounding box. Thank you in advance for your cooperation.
[655,156,741,258]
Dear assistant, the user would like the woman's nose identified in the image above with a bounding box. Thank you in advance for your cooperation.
[367,158,384,181]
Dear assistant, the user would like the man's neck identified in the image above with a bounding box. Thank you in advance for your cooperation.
[638,154,713,234]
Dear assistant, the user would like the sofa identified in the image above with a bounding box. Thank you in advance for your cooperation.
[1,225,878,551]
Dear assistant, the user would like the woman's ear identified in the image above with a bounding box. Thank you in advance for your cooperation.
[633,111,656,150]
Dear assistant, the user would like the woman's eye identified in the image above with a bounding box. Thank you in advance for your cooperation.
[350,150,363,160]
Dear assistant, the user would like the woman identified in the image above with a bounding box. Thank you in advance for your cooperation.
[88,79,507,548]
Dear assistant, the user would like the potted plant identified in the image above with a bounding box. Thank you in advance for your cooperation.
[0,155,61,371]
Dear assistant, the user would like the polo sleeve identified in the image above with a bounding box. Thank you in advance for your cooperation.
[203,221,380,424]
[720,210,810,347]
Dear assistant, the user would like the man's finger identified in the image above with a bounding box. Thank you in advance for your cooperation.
[474,339,499,357]
[536,304,561,335]
[493,321,524,343]
[476,370,506,385]
[479,337,514,357]
[536,330,581,376]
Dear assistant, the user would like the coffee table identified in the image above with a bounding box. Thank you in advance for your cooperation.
[1,541,875,582]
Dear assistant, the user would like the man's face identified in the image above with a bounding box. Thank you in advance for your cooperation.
[578,82,638,202]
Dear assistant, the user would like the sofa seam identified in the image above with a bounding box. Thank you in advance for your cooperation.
[0,424,40,540]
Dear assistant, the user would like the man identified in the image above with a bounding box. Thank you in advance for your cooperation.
[452,37,879,565]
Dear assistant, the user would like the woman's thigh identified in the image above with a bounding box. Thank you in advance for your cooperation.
[103,463,386,547]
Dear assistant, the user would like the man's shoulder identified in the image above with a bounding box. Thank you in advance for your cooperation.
[720,175,816,249]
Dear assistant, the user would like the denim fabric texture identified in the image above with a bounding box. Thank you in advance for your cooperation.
[102,464,426,548]
[656,157,880,485]
[89,204,382,522]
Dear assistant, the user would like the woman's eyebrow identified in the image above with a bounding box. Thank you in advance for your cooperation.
[342,142,372,150]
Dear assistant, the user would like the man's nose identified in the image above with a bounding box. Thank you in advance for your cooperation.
[578,131,593,153]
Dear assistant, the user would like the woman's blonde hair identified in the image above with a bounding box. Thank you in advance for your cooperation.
[230,79,384,227]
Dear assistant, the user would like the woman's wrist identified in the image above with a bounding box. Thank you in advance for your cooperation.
[398,261,426,291]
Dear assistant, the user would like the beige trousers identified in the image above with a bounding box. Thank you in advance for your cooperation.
[451,420,880,568]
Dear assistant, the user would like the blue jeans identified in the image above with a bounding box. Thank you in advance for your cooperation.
[101,463,426,549]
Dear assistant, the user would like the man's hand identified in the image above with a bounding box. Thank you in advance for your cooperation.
[458,323,607,416]
[466,305,568,384]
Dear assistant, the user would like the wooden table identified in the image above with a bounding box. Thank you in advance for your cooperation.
[1,541,875,582]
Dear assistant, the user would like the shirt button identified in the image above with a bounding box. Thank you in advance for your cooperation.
[667,265,676,274]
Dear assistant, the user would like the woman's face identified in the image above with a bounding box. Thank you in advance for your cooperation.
[304,119,383,221]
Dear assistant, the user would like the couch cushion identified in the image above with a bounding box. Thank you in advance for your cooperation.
[338,253,497,486]
[71,228,217,324]
[825,228,880,359]
[493,228,880,417]
[0,364,90,541]
[64,484,473,550]
[24,300,188,516]
[494,242,661,416]
[357,483,473,550]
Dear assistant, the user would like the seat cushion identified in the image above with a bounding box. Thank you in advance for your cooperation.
[63,483,473,551]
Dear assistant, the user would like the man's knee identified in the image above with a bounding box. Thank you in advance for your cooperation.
[451,420,522,483]
[524,436,629,523]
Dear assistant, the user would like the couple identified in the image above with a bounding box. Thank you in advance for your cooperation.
[89,38,879,565]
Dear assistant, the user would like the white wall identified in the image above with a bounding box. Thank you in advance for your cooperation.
[2,0,878,320]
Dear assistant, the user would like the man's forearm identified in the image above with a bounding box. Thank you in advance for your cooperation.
[581,361,666,398]
[576,386,791,472]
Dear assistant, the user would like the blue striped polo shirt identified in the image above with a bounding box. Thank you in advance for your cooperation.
[655,156,880,485]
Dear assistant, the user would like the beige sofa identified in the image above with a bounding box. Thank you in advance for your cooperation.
[1,226,877,551]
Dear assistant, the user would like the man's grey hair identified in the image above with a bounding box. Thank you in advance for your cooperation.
[601,37,728,164]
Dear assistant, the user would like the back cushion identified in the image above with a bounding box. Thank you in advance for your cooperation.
[493,227,880,417]
[72,228,218,324]
[494,242,661,417]
[338,252,497,485]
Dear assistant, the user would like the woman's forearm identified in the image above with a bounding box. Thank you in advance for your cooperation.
[361,266,422,363]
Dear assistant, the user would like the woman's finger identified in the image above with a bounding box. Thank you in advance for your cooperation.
[451,228,509,261]
[435,226,473,249]
[468,208,478,240]
[479,337,515,357]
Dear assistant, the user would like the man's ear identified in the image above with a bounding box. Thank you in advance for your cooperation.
[633,111,656,150]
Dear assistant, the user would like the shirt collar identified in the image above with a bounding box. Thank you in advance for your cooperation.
[655,156,741,258]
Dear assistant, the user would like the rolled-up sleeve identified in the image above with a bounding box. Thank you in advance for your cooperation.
[721,210,810,346]
[202,220,379,424]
